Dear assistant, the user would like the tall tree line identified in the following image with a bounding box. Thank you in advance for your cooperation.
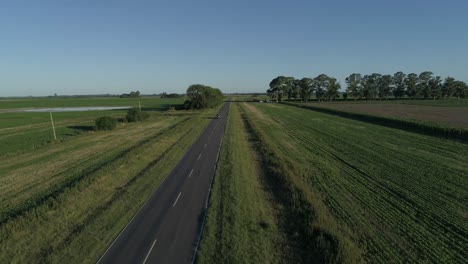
[267,74,341,102]
[346,71,468,100]
[268,72,468,102]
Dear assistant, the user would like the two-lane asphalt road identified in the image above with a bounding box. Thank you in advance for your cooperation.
[97,102,230,264]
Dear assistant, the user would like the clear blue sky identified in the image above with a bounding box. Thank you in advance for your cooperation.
[1,0,467,96]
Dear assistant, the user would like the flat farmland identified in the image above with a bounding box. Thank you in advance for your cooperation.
[0,97,184,155]
[0,96,180,110]
[0,97,218,263]
[240,102,468,263]
[302,100,468,128]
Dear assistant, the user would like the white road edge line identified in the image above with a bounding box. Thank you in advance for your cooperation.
[188,169,194,178]
[96,162,176,263]
[142,239,157,264]
[173,192,182,207]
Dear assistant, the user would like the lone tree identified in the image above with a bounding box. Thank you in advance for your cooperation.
[184,84,223,109]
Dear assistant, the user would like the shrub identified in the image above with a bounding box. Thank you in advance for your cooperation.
[95,116,117,131]
[126,108,149,122]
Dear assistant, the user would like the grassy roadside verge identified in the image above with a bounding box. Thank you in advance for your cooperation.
[240,103,363,263]
[0,110,215,263]
[197,103,283,264]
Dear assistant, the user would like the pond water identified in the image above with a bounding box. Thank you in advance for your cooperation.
[13,106,131,113]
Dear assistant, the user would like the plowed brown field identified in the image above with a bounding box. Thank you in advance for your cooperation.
[313,103,468,128]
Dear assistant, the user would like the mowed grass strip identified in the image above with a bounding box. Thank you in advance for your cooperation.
[0,109,215,263]
[197,103,282,264]
[243,103,468,263]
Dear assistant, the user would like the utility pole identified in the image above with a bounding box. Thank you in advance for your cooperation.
[50,112,57,140]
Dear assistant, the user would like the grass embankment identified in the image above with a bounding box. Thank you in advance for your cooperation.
[285,102,468,142]
[241,103,468,263]
[0,108,216,263]
[197,104,283,264]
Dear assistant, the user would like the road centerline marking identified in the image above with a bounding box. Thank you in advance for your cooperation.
[188,169,194,178]
[173,192,182,207]
[142,239,157,264]
[197,153,202,160]
[204,143,207,148]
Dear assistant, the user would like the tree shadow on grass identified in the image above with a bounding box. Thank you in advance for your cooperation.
[144,103,187,111]
[67,125,95,132]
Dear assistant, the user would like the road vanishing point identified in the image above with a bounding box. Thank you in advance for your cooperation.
[97,102,230,264]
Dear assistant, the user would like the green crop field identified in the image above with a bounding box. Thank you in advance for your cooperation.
[0,97,218,263]
[235,102,468,263]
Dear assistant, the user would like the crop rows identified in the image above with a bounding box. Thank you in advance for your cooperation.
[242,103,468,263]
